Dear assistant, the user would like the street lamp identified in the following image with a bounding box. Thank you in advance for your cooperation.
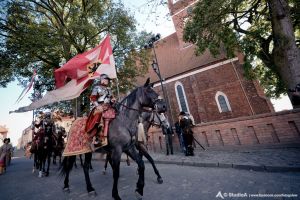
[144,34,173,124]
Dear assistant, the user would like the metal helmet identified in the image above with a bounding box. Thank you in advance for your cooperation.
[44,110,51,119]
[99,74,111,82]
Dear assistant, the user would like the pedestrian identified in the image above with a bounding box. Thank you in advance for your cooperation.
[159,113,174,155]
[0,138,13,174]
[175,119,185,153]
[289,83,300,108]
[179,111,194,156]
[6,138,13,166]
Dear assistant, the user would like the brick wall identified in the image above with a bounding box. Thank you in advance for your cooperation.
[154,60,273,125]
[146,109,300,153]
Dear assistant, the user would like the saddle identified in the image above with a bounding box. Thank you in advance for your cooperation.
[92,107,116,150]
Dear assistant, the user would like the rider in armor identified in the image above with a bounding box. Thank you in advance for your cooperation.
[85,74,116,147]
[31,111,55,152]
[31,112,44,153]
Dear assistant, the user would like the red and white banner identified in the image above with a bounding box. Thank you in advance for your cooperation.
[10,35,116,113]
[15,69,37,104]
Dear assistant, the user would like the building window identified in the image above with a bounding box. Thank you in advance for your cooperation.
[215,91,232,113]
[175,82,190,113]
[187,6,193,15]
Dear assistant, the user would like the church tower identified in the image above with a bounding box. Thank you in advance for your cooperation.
[167,0,199,48]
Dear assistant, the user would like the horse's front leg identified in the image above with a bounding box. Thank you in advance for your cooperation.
[127,147,145,200]
[38,153,44,178]
[32,153,37,173]
[61,156,76,193]
[59,153,62,165]
[138,144,163,184]
[53,152,56,165]
[111,148,122,200]
[83,152,96,195]
[45,152,51,176]
[102,153,110,175]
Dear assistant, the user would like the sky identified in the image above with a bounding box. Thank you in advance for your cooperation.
[0,0,293,146]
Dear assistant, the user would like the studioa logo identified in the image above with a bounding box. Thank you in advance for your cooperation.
[216,191,225,199]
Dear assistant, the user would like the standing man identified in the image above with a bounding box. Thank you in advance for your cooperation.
[175,118,185,153]
[289,83,300,108]
[6,138,13,166]
[179,111,194,156]
[160,113,174,155]
[0,138,12,174]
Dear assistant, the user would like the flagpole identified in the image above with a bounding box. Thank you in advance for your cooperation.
[75,98,78,119]
[116,78,120,101]
[32,70,36,123]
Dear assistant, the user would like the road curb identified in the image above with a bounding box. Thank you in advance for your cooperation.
[92,155,300,173]
[143,160,300,172]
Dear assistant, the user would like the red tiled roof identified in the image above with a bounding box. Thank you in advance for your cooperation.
[138,33,227,84]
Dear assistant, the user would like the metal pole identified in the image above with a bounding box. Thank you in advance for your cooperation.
[75,97,78,119]
[116,78,121,101]
[152,46,173,126]
[192,136,205,150]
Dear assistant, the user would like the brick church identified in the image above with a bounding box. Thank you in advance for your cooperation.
[134,0,300,151]
[140,0,274,127]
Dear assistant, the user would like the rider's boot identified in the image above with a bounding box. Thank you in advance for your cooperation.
[100,119,109,146]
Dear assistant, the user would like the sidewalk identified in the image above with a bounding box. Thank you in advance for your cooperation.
[94,143,300,172]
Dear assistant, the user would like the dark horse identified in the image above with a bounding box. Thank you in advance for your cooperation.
[53,126,66,165]
[103,111,166,184]
[34,115,55,177]
[60,79,167,200]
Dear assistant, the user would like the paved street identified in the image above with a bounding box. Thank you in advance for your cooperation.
[1,155,300,200]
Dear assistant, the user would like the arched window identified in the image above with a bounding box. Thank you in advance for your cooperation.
[175,82,190,113]
[215,91,232,113]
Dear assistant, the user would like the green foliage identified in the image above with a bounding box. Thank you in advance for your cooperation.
[184,0,300,98]
[0,0,151,113]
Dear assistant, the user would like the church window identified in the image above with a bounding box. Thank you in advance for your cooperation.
[175,82,190,113]
[215,91,232,113]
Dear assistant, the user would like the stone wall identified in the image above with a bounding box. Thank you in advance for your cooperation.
[146,109,300,153]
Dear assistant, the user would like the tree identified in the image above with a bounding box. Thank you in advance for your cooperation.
[0,0,151,114]
[183,0,300,100]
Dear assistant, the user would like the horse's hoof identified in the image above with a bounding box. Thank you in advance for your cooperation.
[38,171,43,178]
[63,187,70,193]
[157,177,163,184]
[45,172,49,177]
[112,194,122,200]
[88,190,97,197]
[32,168,35,173]
[135,191,143,200]
[102,170,106,175]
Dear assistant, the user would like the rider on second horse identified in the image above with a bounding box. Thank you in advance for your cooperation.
[85,74,116,148]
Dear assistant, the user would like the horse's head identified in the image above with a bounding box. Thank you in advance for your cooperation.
[139,78,167,113]
[57,126,66,138]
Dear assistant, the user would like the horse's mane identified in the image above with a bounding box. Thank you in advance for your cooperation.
[116,87,139,112]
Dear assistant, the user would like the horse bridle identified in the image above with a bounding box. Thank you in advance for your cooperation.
[116,97,162,113]
[147,110,166,127]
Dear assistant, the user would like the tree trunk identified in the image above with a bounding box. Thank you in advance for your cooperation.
[268,0,300,107]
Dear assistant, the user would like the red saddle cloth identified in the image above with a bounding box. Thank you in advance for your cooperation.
[63,117,91,156]
[85,105,116,137]
[103,107,116,119]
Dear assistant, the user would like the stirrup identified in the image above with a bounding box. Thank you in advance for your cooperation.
[101,137,108,146]
[90,143,95,152]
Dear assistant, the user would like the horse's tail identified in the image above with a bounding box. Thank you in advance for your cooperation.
[59,155,76,177]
